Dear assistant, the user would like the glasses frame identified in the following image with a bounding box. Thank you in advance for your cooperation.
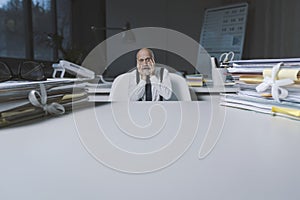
[0,61,47,83]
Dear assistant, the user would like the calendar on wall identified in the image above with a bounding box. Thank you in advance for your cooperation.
[199,3,248,61]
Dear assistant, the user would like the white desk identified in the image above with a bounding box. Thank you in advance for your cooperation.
[1,97,300,200]
[87,84,239,101]
[190,85,239,93]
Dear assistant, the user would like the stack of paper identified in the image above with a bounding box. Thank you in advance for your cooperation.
[221,58,300,120]
[185,74,204,87]
[0,78,89,128]
[221,91,300,120]
[228,58,300,83]
[83,81,112,102]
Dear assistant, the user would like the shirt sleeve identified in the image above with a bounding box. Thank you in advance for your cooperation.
[150,68,172,100]
[128,71,146,101]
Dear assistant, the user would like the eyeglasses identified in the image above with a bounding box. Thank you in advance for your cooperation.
[0,61,46,82]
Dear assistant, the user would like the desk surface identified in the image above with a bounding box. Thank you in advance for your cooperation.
[87,84,239,102]
[88,84,239,94]
[1,97,300,200]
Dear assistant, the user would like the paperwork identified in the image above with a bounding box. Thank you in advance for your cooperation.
[221,58,300,120]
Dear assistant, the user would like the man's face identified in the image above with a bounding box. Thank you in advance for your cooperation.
[136,50,153,73]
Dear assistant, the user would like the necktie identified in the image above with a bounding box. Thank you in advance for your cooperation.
[145,76,152,101]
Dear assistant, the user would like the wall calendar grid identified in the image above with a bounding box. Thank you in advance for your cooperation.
[199,3,248,61]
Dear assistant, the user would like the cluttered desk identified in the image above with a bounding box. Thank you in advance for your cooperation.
[1,96,300,199]
[1,56,300,199]
[1,1,300,197]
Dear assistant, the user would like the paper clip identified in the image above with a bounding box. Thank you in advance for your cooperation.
[219,51,235,67]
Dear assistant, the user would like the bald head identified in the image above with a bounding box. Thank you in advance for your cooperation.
[136,48,154,60]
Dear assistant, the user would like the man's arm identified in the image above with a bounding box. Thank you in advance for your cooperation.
[151,68,172,100]
[128,71,146,101]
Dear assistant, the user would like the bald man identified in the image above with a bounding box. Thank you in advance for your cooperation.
[128,48,172,101]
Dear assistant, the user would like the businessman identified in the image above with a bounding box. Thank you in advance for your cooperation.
[128,48,172,101]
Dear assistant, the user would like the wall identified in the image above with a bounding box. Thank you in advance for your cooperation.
[104,0,225,78]
[244,0,300,58]
[72,0,106,62]
[84,0,300,78]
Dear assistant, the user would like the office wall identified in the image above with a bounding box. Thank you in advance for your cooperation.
[83,0,300,78]
[242,0,300,58]
[104,0,225,78]
[72,0,106,62]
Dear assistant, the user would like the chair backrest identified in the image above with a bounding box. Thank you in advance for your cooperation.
[109,72,192,101]
[169,73,191,101]
[108,73,130,101]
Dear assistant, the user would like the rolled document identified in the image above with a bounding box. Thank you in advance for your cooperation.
[263,69,300,81]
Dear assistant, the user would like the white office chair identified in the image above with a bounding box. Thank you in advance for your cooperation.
[168,73,192,101]
[109,72,192,101]
[108,73,131,101]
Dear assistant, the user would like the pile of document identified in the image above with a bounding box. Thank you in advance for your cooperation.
[185,74,204,87]
[0,78,89,128]
[84,81,112,102]
[221,58,300,120]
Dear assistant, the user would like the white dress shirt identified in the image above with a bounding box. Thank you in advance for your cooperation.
[128,68,172,101]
